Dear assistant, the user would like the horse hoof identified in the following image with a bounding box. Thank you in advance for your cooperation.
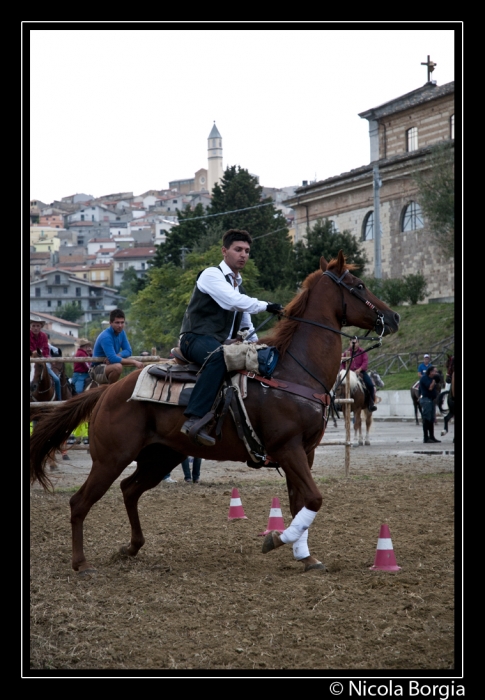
[441,431,447,436]
[262,531,283,554]
[365,440,370,446]
[77,568,97,578]
[358,440,363,446]
[304,561,327,572]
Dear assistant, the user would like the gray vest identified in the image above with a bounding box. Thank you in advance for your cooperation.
[180,266,247,342]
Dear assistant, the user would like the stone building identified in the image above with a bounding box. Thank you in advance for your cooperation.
[284,77,455,303]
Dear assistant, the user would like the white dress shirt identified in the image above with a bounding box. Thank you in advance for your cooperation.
[196,260,268,341]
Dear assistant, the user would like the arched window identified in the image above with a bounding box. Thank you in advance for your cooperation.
[406,126,418,152]
[401,202,424,232]
[362,211,374,241]
[450,114,454,140]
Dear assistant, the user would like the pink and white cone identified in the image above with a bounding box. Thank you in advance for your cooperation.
[259,497,286,536]
[227,487,248,520]
[369,524,401,571]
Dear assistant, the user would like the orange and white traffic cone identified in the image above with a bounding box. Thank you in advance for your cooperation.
[258,497,285,536]
[369,523,401,571]
[227,487,248,520]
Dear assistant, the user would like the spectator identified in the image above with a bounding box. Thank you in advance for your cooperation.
[30,314,61,401]
[418,365,441,443]
[72,338,93,394]
[182,456,202,484]
[418,353,431,378]
[89,308,144,385]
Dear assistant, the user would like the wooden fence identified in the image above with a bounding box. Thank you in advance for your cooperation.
[368,335,454,376]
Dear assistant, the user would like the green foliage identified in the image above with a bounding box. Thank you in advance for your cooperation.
[208,165,293,291]
[363,273,427,306]
[413,142,454,259]
[53,302,84,322]
[403,272,427,305]
[117,267,147,311]
[381,279,408,307]
[293,218,369,286]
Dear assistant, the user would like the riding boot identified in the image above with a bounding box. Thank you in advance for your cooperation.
[423,420,430,443]
[368,396,377,413]
[428,423,441,443]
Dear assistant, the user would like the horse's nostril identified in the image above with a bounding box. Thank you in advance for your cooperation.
[395,313,401,324]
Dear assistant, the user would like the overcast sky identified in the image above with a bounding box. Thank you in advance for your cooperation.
[27,24,459,205]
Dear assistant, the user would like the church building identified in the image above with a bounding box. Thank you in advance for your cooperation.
[169,123,223,196]
[285,61,455,303]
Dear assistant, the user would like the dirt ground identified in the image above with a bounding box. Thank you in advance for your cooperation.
[27,418,459,677]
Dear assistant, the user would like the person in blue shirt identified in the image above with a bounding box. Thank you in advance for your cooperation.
[89,308,144,385]
[417,353,431,378]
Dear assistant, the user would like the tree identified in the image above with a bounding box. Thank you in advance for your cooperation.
[207,165,294,291]
[149,203,208,269]
[117,267,147,311]
[414,142,454,260]
[292,218,369,286]
[53,302,83,323]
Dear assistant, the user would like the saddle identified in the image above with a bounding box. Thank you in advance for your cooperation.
[131,346,331,468]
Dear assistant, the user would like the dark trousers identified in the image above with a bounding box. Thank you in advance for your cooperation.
[180,333,227,418]
[361,371,375,402]
[182,457,202,481]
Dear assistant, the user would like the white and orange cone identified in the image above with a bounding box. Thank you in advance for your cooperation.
[258,497,286,536]
[369,523,401,571]
[227,487,248,520]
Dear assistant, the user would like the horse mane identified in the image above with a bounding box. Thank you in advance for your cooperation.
[259,257,357,357]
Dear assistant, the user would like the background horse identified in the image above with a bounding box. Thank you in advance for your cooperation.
[30,357,73,464]
[439,358,455,438]
[30,360,56,403]
[334,370,374,446]
[30,251,400,576]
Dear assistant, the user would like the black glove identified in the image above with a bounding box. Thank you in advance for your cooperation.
[266,302,284,315]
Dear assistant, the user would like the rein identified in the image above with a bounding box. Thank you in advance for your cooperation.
[275,268,387,417]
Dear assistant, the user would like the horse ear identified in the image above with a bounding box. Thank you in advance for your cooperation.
[320,256,328,272]
[337,250,346,271]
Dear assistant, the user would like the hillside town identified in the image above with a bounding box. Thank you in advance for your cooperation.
[30,74,455,353]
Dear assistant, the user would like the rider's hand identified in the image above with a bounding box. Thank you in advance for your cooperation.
[266,303,284,315]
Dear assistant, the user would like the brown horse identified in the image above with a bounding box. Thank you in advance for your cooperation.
[30,358,73,464]
[30,360,56,404]
[30,251,400,576]
[334,370,374,446]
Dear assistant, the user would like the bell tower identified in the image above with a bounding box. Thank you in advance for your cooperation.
[207,122,223,194]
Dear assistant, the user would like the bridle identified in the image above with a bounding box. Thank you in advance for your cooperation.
[267,268,388,415]
[31,363,55,402]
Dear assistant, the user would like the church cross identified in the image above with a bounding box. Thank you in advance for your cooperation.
[421,55,437,82]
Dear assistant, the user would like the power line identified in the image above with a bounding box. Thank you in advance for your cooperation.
[177,201,275,222]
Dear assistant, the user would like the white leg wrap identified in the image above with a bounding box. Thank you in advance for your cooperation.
[292,529,310,561]
[280,506,317,545]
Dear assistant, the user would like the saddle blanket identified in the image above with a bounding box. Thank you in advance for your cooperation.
[128,363,195,406]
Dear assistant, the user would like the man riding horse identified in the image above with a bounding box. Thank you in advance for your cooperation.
[178,229,283,447]
[30,314,61,401]
[340,338,377,412]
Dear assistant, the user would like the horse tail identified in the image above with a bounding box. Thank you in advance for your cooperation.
[30,386,108,492]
